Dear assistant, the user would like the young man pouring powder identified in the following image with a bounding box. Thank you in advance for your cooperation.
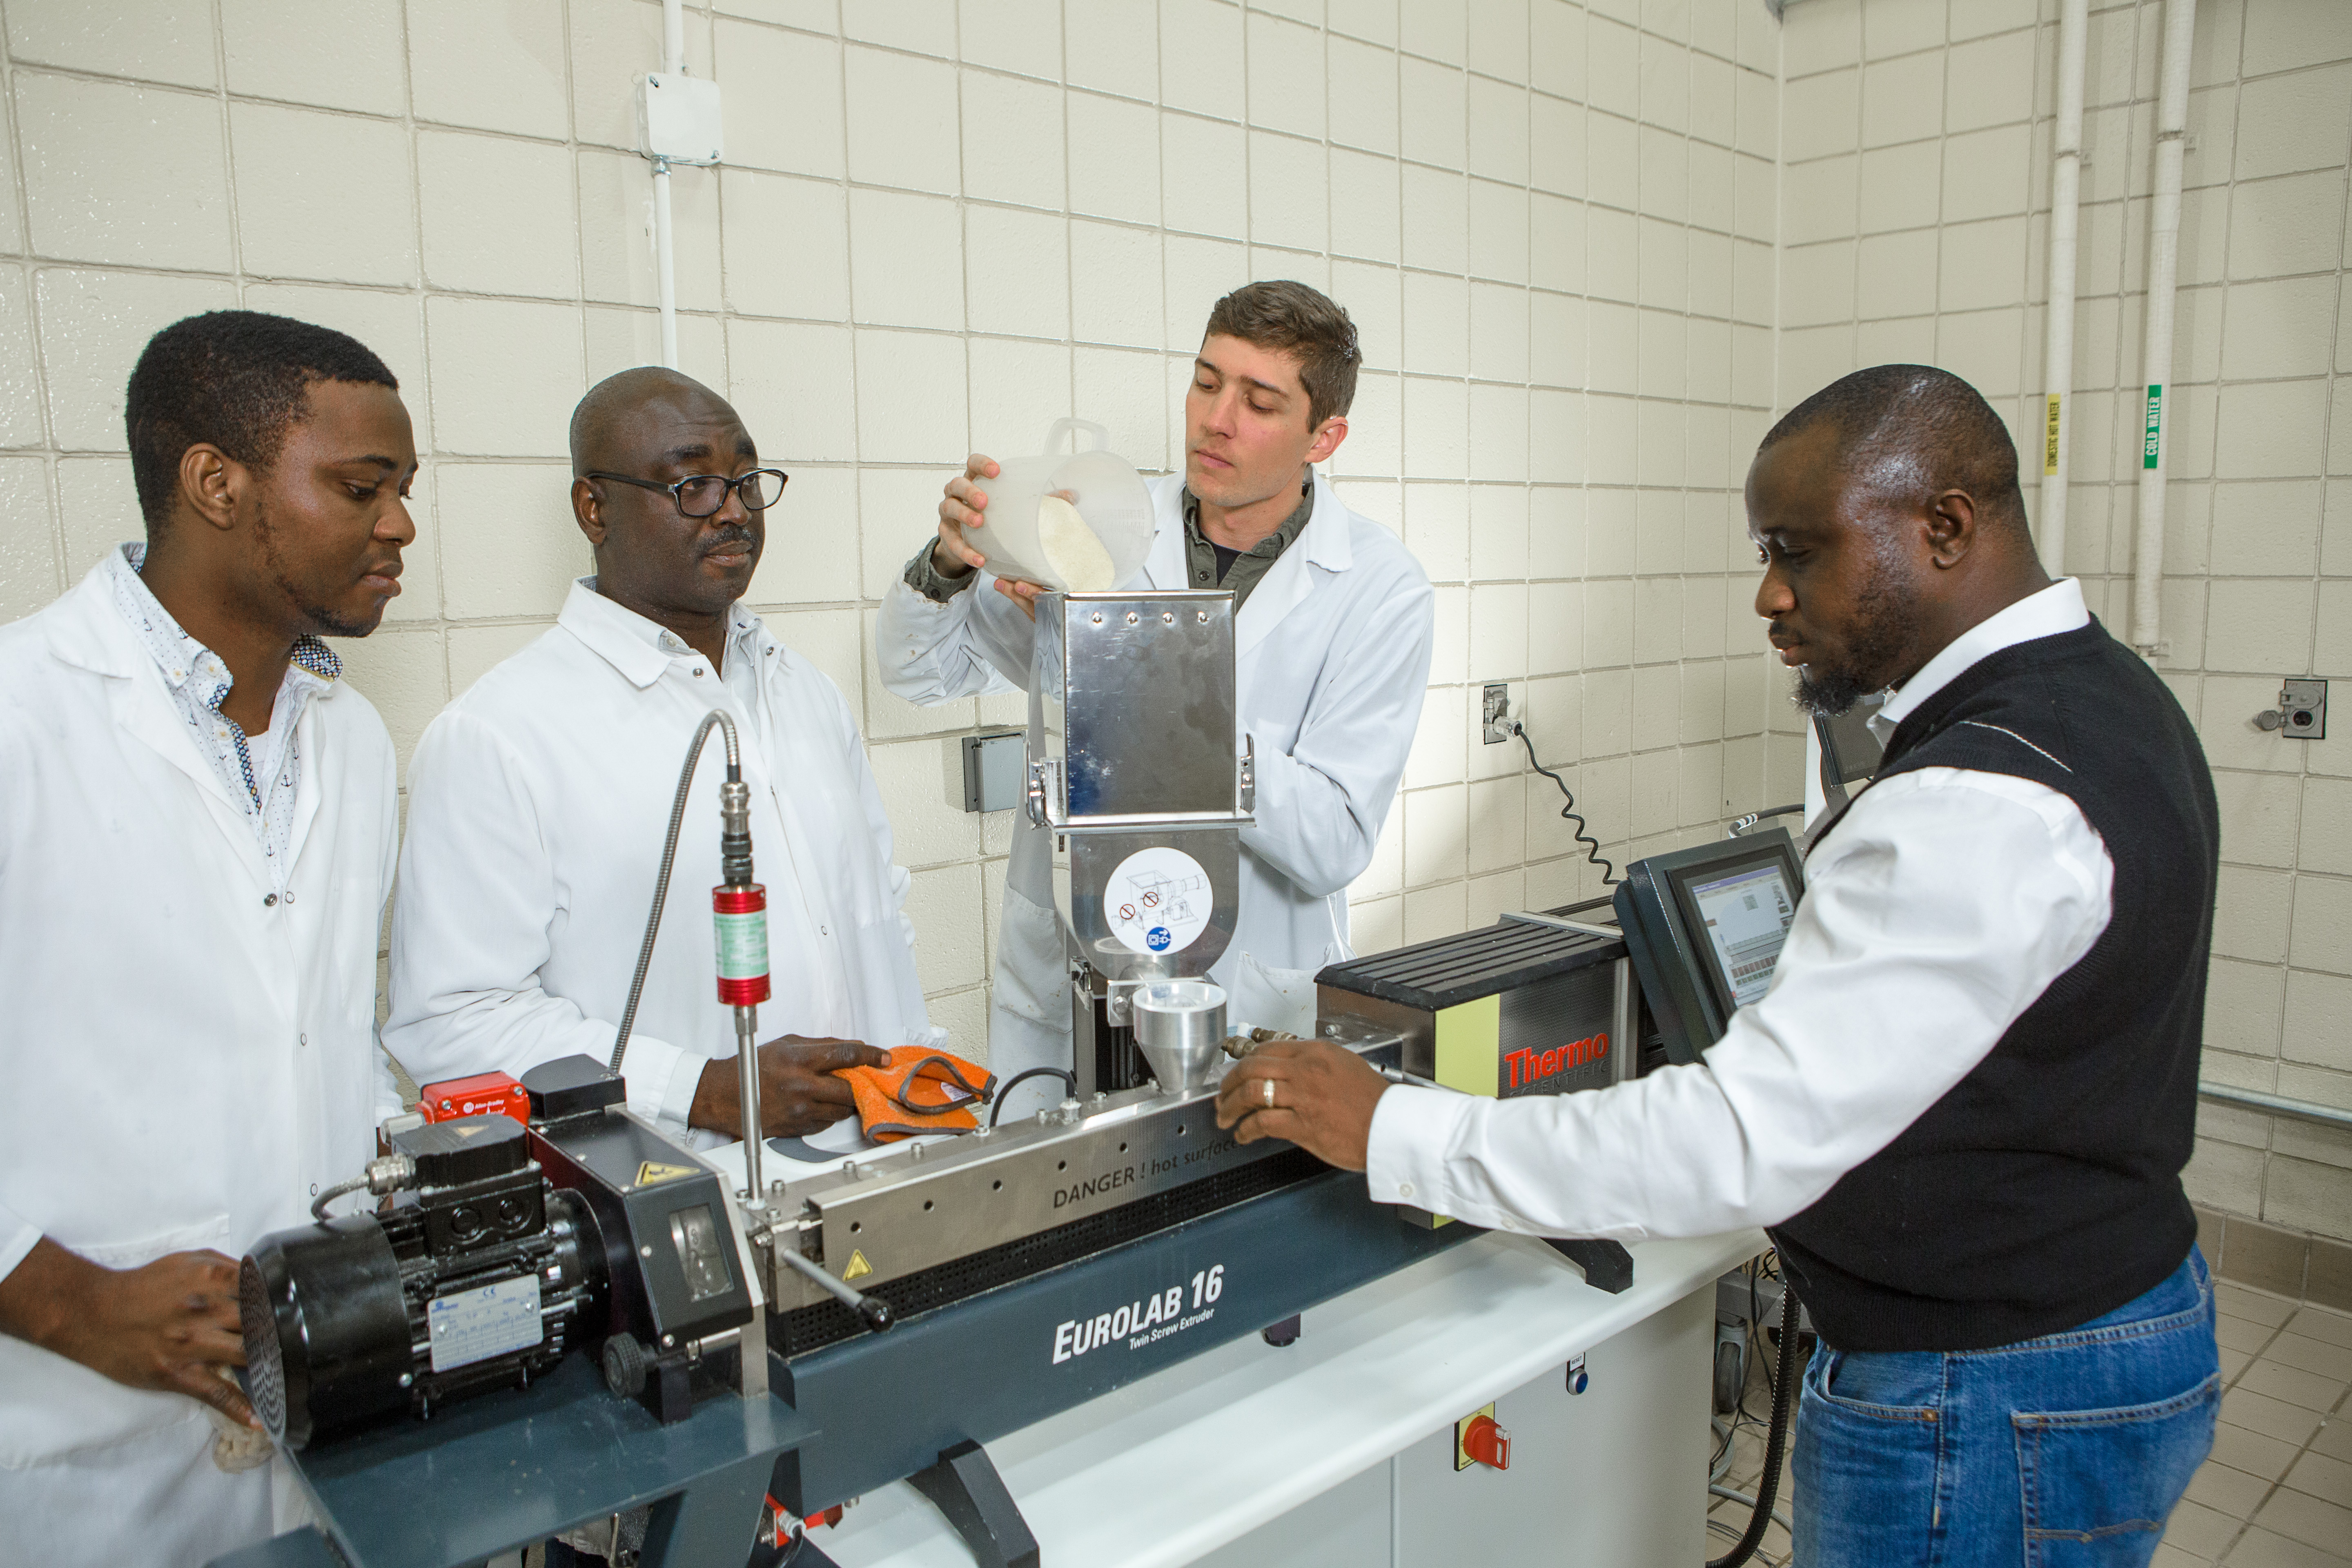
[875,281,1435,1114]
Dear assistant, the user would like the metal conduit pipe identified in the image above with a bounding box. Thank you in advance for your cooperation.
[2035,0,2091,570]
[2130,0,2199,657]
[2198,1083,2352,1134]
[651,0,686,370]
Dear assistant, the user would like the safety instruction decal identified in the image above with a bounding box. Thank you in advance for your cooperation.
[1102,846,1212,956]
[635,1160,699,1188]
[841,1249,873,1282]
[427,1275,541,1372]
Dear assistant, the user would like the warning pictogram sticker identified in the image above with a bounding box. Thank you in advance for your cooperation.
[1101,846,1211,957]
[841,1249,873,1282]
[635,1160,699,1187]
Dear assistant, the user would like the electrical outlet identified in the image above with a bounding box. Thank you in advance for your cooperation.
[1481,682,1512,744]
[2282,678,2327,739]
[2256,679,2328,739]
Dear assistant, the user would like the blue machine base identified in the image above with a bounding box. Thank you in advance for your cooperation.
[209,1351,814,1568]
[212,1171,1477,1567]
[772,1167,1479,1513]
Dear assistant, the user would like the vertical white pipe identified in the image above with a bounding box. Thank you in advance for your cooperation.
[653,160,678,370]
[2036,0,2091,572]
[2131,0,2197,656]
[653,0,687,370]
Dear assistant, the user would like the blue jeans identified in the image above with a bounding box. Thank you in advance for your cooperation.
[1793,1248,2219,1567]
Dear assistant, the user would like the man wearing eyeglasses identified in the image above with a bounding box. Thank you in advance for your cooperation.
[385,367,911,1155]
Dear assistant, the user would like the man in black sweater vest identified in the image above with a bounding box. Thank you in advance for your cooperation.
[1217,365,2223,1567]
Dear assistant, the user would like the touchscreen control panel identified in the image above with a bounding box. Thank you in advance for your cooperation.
[1613,829,1805,1064]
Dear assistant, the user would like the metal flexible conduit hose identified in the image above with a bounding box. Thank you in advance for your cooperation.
[1708,1281,1802,1568]
[309,1177,369,1223]
[611,710,742,1076]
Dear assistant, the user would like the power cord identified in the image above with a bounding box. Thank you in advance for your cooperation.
[989,1067,1076,1128]
[1509,719,1619,886]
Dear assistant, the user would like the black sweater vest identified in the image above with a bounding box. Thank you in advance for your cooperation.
[1770,616,2218,1353]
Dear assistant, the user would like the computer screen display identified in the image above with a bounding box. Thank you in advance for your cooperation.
[1686,863,1797,1009]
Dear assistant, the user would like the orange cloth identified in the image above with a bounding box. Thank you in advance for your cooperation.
[833,1047,996,1142]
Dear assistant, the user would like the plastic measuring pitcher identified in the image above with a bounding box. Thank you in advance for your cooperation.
[969,419,1155,592]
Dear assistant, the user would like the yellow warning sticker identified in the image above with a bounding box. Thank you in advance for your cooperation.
[841,1249,873,1282]
[2044,394,2062,475]
[634,1160,699,1187]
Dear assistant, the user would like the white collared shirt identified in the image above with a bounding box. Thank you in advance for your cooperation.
[102,543,338,888]
[1365,580,2116,1240]
[385,580,933,1147]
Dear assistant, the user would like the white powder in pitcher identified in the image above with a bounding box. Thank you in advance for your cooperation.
[1037,494,1116,591]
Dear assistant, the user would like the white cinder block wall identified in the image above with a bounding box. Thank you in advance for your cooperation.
[4,0,2335,1245]
[1777,0,2352,1247]
[0,0,1790,1059]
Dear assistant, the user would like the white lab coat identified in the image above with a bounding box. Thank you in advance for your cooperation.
[0,562,399,1567]
[876,468,1434,1091]
[385,582,931,1142]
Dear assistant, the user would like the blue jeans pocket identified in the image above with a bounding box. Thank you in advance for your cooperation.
[1796,1347,1944,1568]
[2014,1372,2219,1568]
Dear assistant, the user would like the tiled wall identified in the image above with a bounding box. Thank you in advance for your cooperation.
[1775,0,2352,1244]
[0,0,1792,1057]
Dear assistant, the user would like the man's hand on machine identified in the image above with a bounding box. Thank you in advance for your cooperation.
[0,1238,259,1428]
[933,453,1048,623]
[1214,1039,1391,1172]
[689,1036,889,1139]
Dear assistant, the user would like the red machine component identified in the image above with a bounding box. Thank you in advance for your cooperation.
[713,884,772,1007]
[1458,1411,1512,1472]
[415,1071,529,1126]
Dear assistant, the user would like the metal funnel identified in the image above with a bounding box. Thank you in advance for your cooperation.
[1130,980,1228,1094]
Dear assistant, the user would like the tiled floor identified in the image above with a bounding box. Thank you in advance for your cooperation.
[1703,1282,2352,1568]
[2158,1283,2352,1568]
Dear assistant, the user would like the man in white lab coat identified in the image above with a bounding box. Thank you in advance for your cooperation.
[877,281,1434,1106]
[387,368,918,1151]
[0,311,415,1566]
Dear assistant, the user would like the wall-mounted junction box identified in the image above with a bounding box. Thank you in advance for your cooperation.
[636,72,724,165]
[960,730,1026,813]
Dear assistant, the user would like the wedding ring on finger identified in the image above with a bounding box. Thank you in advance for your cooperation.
[1262,1078,1276,1109]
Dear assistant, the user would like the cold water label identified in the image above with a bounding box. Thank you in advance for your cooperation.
[427,1274,541,1372]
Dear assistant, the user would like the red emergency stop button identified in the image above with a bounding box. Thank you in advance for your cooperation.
[1460,1412,1511,1471]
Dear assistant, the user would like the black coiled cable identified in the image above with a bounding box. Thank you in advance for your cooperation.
[1517,725,1618,886]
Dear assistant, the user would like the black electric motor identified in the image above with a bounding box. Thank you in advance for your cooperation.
[242,1056,757,1449]
[241,1114,605,1450]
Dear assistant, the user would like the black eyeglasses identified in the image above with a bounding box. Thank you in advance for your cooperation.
[585,468,789,518]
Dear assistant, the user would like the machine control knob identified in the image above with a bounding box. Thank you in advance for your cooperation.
[1461,1414,1511,1472]
[601,1334,650,1398]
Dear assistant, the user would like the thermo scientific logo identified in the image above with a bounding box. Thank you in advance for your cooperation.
[1051,1265,1225,1364]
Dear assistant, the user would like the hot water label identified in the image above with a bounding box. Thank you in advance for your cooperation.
[1102,846,1211,957]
